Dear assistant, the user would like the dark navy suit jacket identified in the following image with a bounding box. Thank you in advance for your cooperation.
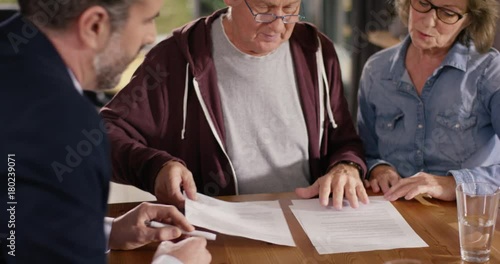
[1,14,110,263]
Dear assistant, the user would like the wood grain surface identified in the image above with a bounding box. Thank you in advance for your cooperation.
[108,192,500,264]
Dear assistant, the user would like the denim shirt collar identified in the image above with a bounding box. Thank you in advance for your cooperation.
[382,35,471,82]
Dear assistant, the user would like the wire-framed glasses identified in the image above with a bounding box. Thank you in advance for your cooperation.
[243,0,304,24]
[410,0,467,25]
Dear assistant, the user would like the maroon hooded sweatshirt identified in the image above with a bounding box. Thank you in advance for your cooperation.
[100,9,366,196]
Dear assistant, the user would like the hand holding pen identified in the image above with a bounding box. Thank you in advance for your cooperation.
[109,202,202,250]
[146,220,217,240]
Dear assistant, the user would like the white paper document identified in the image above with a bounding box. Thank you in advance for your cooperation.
[290,196,428,254]
[185,193,295,246]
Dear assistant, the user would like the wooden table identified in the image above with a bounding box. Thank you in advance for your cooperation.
[107,192,500,264]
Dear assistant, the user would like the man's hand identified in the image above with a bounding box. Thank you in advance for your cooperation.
[384,172,457,201]
[295,163,369,209]
[152,237,212,264]
[365,165,401,194]
[154,161,197,208]
[109,202,195,250]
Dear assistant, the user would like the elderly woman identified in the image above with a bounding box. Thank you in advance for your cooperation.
[358,0,500,201]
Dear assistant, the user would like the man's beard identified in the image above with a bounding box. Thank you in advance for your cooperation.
[93,33,136,91]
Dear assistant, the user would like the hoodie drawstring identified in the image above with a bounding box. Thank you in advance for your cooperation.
[316,38,338,130]
[181,63,189,140]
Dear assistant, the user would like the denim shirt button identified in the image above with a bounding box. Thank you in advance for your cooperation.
[454,123,460,129]
[418,124,423,129]
[387,123,393,128]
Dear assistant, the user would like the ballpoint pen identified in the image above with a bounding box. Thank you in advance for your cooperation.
[145,220,217,241]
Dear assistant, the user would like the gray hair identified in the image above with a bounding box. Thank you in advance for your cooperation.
[394,0,499,53]
[18,0,138,32]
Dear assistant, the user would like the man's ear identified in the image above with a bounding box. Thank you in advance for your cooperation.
[76,6,112,52]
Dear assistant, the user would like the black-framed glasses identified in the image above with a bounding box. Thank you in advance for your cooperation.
[410,0,466,25]
[243,0,304,24]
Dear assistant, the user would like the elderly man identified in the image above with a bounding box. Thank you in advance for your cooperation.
[101,0,368,210]
[0,1,210,263]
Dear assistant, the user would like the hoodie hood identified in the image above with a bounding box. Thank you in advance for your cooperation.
[172,8,228,78]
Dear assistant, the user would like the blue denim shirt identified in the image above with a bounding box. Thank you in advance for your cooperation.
[357,36,500,186]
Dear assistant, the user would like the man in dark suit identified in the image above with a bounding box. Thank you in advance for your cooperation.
[0,1,210,263]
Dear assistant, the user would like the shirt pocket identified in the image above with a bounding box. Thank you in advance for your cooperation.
[375,111,405,158]
[435,113,477,163]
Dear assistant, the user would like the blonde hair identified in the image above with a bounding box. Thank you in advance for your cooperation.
[394,0,499,53]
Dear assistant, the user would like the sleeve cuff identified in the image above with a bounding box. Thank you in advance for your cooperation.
[448,169,475,185]
[366,160,396,179]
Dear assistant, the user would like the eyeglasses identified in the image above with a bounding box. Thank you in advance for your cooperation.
[243,0,304,24]
[410,0,466,25]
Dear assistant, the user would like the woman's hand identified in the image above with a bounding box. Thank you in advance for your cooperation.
[384,172,457,201]
[365,165,401,194]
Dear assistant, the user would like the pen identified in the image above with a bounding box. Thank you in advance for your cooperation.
[146,220,217,241]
